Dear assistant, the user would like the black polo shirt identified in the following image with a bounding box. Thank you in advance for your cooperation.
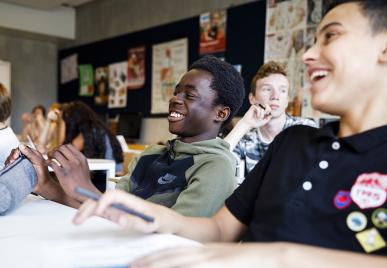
[226,122,387,255]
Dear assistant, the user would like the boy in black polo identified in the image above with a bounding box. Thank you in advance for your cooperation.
[74,1,387,266]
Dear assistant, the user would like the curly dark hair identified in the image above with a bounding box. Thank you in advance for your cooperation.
[189,55,245,125]
[325,1,387,34]
[62,101,123,163]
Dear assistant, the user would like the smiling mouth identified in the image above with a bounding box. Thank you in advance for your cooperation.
[310,70,329,82]
[168,111,186,121]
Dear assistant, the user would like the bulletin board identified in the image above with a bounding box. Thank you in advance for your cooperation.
[58,0,266,117]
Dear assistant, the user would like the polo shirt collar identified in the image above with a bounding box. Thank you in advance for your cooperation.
[315,121,387,153]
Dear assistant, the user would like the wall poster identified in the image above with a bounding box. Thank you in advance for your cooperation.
[127,46,145,90]
[78,64,94,96]
[60,54,78,84]
[94,66,109,106]
[265,0,333,119]
[108,62,128,108]
[151,38,188,114]
[199,10,227,55]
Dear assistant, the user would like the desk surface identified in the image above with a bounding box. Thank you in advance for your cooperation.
[0,196,199,268]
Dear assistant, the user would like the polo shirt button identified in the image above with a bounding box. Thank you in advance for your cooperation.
[319,160,329,169]
[332,141,340,150]
[303,181,312,191]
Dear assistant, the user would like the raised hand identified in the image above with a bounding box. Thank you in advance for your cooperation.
[239,103,272,129]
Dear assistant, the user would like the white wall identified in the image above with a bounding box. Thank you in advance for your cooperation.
[0,60,11,92]
[0,35,58,133]
[0,2,75,39]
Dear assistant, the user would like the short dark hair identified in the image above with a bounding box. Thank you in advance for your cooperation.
[325,1,387,34]
[32,105,46,118]
[189,55,245,125]
[0,83,11,123]
[250,61,287,95]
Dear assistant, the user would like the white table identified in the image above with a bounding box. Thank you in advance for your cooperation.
[0,195,199,268]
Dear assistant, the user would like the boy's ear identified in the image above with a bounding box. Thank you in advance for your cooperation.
[215,106,230,123]
[381,45,387,63]
[248,92,256,105]
[378,35,387,63]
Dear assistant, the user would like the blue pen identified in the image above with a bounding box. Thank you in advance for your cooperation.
[75,186,154,223]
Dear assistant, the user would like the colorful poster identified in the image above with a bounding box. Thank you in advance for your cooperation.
[199,10,227,55]
[78,64,94,96]
[265,0,307,106]
[301,0,337,119]
[127,46,145,89]
[265,0,332,119]
[108,62,128,108]
[94,66,109,106]
[151,38,188,114]
[60,54,78,84]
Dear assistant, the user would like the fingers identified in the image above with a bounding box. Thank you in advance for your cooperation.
[73,199,97,225]
[4,148,20,166]
[95,190,148,217]
[19,144,46,165]
[73,190,157,233]
[49,144,87,171]
[94,190,158,232]
[66,143,87,160]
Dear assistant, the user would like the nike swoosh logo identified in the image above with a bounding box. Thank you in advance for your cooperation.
[157,173,177,184]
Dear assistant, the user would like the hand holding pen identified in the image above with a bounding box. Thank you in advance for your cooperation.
[75,187,154,222]
[239,103,272,129]
[73,189,166,234]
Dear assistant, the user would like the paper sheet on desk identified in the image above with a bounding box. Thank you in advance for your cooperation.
[41,233,201,268]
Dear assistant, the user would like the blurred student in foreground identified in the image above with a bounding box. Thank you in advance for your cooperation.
[73,1,387,267]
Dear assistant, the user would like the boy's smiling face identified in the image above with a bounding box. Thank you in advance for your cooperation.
[303,2,386,116]
[168,69,225,143]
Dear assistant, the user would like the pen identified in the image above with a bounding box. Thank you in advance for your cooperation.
[74,186,155,223]
[27,135,37,150]
[26,135,49,160]
[258,104,265,110]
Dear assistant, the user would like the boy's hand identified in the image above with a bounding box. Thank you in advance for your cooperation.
[49,144,96,201]
[73,189,162,234]
[240,104,272,129]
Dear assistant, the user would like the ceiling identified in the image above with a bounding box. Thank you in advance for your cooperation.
[0,0,95,9]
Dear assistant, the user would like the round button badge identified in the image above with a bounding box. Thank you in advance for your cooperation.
[302,181,312,191]
[346,211,367,232]
[332,141,340,150]
[319,160,329,169]
[371,208,387,229]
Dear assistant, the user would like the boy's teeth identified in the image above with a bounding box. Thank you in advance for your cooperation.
[311,70,329,81]
[170,112,183,118]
